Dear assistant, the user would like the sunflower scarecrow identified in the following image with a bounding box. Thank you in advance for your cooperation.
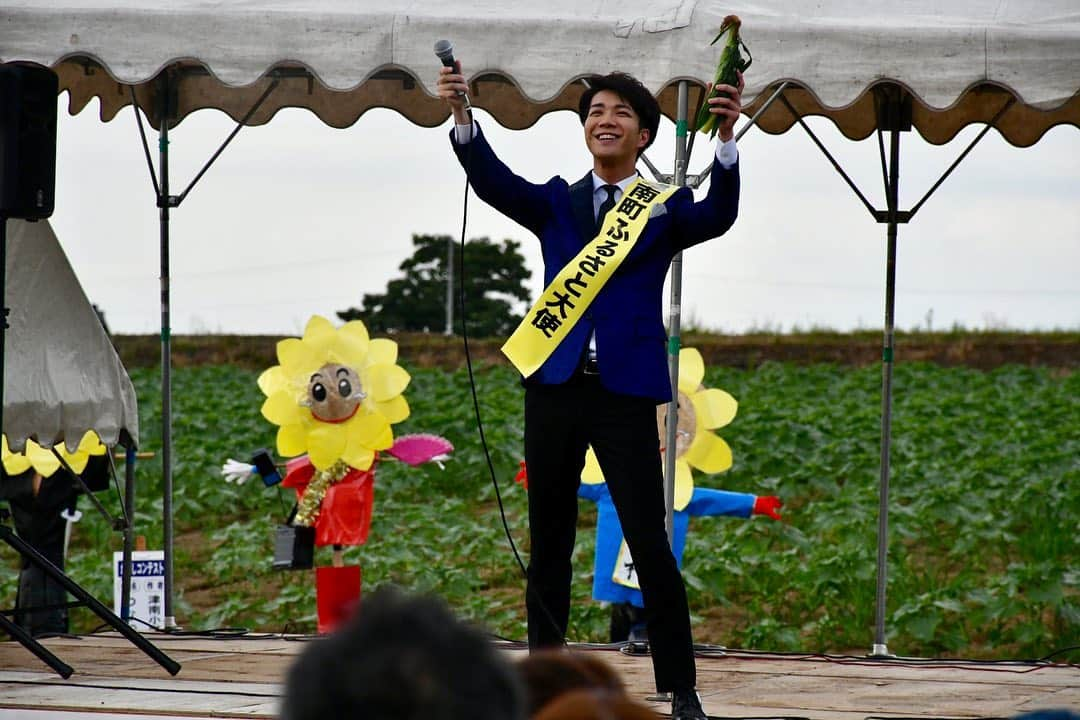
[514,347,781,642]
[2,431,111,636]
[223,315,451,631]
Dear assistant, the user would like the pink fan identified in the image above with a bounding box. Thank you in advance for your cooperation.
[387,434,454,467]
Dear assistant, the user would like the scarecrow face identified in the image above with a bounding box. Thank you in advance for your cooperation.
[657,389,697,458]
[259,315,412,471]
[307,364,364,422]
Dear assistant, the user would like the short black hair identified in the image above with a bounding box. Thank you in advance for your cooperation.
[577,73,661,155]
[281,585,524,720]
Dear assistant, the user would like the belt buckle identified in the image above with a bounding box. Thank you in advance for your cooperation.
[582,359,600,375]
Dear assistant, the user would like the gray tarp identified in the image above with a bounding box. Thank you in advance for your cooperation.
[2,1,1078,145]
[3,219,138,453]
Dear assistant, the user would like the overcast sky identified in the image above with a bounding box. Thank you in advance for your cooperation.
[47,94,1079,337]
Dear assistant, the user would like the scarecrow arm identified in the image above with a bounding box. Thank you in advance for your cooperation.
[220,449,282,486]
[752,495,783,520]
[684,487,756,517]
[220,458,254,484]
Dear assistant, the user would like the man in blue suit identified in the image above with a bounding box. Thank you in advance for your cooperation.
[439,61,743,720]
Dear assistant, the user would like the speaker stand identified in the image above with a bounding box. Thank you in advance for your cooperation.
[0,599,72,678]
[0,521,180,676]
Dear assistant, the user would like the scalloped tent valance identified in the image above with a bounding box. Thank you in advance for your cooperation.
[3,1,1078,147]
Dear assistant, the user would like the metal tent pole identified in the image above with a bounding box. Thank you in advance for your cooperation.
[766,82,1012,657]
[642,83,789,544]
[872,119,902,658]
[129,70,280,630]
[662,81,691,545]
[156,74,177,630]
[120,445,137,622]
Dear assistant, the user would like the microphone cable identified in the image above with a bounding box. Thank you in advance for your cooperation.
[452,105,566,647]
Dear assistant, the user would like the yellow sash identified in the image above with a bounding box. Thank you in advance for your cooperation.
[502,178,678,377]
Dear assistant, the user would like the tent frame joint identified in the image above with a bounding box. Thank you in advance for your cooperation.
[684,81,791,190]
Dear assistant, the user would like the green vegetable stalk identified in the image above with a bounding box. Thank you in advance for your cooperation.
[695,14,752,138]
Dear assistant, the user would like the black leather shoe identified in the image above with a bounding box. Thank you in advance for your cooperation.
[671,689,707,720]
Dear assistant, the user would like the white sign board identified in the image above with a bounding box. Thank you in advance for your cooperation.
[112,550,165,630]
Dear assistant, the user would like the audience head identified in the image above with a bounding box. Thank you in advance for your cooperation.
[533,688,658,720]
[281,585,524,720]
[516,649,625,717]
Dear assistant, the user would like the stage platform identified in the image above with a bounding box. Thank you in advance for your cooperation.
[0,633,1075,718]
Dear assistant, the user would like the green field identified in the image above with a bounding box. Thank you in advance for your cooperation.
[12,359,1078,661]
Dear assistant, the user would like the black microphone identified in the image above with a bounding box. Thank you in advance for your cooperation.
[434,39,471,108]
[434,39,456,68]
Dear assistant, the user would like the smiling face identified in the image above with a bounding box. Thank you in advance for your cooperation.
[583,89,650,171]
[307,363,364,422]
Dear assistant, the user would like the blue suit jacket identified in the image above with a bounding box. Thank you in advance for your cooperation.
[452,125,739,402]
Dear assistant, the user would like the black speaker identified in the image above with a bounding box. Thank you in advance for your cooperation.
[0,63,59,220]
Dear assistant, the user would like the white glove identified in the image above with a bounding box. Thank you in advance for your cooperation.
[221,458,255,484]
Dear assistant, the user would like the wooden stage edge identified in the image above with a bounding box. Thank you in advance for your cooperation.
[0,633,1075,719]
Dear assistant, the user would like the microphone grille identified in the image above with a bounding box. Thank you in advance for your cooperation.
[433,39,454,60]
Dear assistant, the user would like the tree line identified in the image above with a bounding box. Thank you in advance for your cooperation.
[337,234,531,338]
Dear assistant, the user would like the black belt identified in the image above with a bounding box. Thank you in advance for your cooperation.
[581,359,600,375]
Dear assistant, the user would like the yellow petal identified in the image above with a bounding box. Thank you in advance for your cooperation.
[27,441,61,477]
[258,366,290,396]
[673,459,694,511]
[341,445,375,472]
[678,348,705,395]
[366,338,398,367]
[261,392,307,427]
[347,412,393,451]
[74,430,106,455]
[340,320,371,348]
[684,431,733,474]
[3,454,31,475]
[302,315,337,353]
[307,423,348,470]
[277,424,308,457]
[330,322,371,368]
[60,450,90,474]
[366,364,410,403]
[375,395,411,424]
[2,437,32,476]
[581,446,605,484]
[58,433,101,474]
[692,388,738,430]
[277,337,321,377]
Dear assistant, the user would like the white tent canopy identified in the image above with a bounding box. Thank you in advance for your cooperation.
[2,219,138,453]
[2,0,1076,643]
[3,1,1079,144]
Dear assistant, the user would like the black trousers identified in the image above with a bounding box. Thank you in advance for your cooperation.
[523,374,695,693]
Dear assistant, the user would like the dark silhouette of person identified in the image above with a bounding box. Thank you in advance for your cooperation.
[0,454,109,636]
[280,585,524,720]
